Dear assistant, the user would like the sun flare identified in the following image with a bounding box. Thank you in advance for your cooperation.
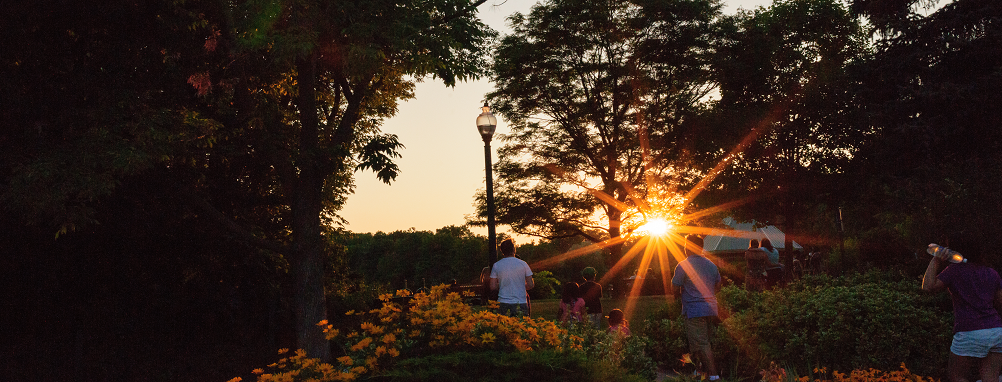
[639,218,672,237]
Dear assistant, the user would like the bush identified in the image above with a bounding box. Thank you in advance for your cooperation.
[530,270,561,300]
[757,363,938,382]
[719,271,952,378]
[642,271,952,379]
[569,322,657,380]
[229,285,653,382]
[371,349,648,382]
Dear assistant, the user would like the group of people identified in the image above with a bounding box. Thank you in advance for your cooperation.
[487,238,631,336]
[488,234,721,379]
[490,230,1002,382]
[743,238,783,291]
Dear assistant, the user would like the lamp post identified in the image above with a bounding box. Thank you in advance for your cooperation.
[477,102,498,265]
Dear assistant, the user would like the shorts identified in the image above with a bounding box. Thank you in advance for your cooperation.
[587,313,603,327]
[951,327,1002,357]
[498,303,530,317]
[685,316,716,354]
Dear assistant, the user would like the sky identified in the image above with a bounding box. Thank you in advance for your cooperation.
[338,0,776,241]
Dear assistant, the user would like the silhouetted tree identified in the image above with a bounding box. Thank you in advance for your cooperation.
[478,0,725,269]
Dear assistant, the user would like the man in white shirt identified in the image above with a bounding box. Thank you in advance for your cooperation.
[490,238,534,316]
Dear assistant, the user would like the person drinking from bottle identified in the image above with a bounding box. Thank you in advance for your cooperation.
[922,232,1002,382]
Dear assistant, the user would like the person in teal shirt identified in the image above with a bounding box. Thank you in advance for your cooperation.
[671,235,722,381]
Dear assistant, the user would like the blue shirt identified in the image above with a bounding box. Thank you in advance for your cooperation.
[671,255,721,319]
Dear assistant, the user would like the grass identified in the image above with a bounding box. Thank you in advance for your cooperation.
[530,295,675,331]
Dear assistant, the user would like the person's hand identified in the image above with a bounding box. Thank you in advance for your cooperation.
[929,244,953,262]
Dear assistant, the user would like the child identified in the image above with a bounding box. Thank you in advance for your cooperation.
[558,282,585,323]
[607,309,631,337]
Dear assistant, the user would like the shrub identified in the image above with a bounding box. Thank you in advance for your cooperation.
[372,349,648,382]
[229,284,653,381]
[719,271,952,378]
[643,271,952,379]
[530,270,561,300]
[758,363,939,382]
[569,322,657,380]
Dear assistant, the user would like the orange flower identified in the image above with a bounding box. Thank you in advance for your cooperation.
[680,353,693,365]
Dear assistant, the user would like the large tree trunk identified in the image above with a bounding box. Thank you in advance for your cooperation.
[607,210,622,269]
[291,54,331,361]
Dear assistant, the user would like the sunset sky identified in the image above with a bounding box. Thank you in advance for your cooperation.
[338,0,775,242]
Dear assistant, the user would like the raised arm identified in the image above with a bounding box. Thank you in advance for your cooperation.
[922,258,946,292]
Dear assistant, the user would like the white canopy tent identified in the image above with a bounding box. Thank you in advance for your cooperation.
[703,217,802,254]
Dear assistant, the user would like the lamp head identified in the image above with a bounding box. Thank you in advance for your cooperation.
[476,102,497,142]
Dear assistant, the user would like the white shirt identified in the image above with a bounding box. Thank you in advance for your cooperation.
[490,256,533,304]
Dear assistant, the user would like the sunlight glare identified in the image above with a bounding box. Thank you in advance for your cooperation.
[639,218,671,237]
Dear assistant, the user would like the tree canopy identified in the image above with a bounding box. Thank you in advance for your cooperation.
[479,0,725,268]
[1,0,496,362]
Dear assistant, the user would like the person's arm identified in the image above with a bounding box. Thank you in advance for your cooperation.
[745,248,767,260]
[994,289,1002,317]
[922,258,946,292]
[524,275,534,290]
[671,266,683,297]
[490,277,499,291]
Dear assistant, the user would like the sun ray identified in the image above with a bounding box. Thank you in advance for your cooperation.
[682,101,789,206]
[528,236,626,271]
[682,196,759,222]
[655,235,674,300]
[597,237,653,291]
[672,226,762,239]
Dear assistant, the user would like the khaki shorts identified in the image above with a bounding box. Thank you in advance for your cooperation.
[685,316,716,354]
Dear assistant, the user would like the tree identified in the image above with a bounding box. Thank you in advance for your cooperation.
[846,0,1002,261]
[699,0,869,270]
[344,225,489,287]
[0,0,496,361]
[479,0,724,269]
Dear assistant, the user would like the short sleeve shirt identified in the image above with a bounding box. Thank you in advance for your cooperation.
[671,255,721,319]
[490,256,533,304]
[579,281,603,315]
[938,262,1002,333]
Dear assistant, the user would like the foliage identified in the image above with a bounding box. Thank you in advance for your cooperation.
[477,0,725,267]
[844,0,1002,264]
[516,238,609,284]
[530,270,562,300]
[371,349,649,382]
[568,321,658,380]
[1,0,498,361]
[643,271,951,379]
[230,284,653,381]
[719,271,951,378]
[701,0,870,270]
[759,363,939,382]
[345,226,489,288]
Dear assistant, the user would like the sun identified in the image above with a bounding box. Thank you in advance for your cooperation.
[639,218,672,237]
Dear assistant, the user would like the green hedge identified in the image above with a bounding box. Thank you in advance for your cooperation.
[643,271,953,379]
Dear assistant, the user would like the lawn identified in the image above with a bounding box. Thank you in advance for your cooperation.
[530,295,675,330]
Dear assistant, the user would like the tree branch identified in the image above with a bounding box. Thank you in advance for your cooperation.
[436,0,490,25]
[179,188,290,254]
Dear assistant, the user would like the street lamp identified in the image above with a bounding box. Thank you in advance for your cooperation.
[477,102,498,265]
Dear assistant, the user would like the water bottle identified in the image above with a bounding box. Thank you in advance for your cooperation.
[927,244,967,263]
